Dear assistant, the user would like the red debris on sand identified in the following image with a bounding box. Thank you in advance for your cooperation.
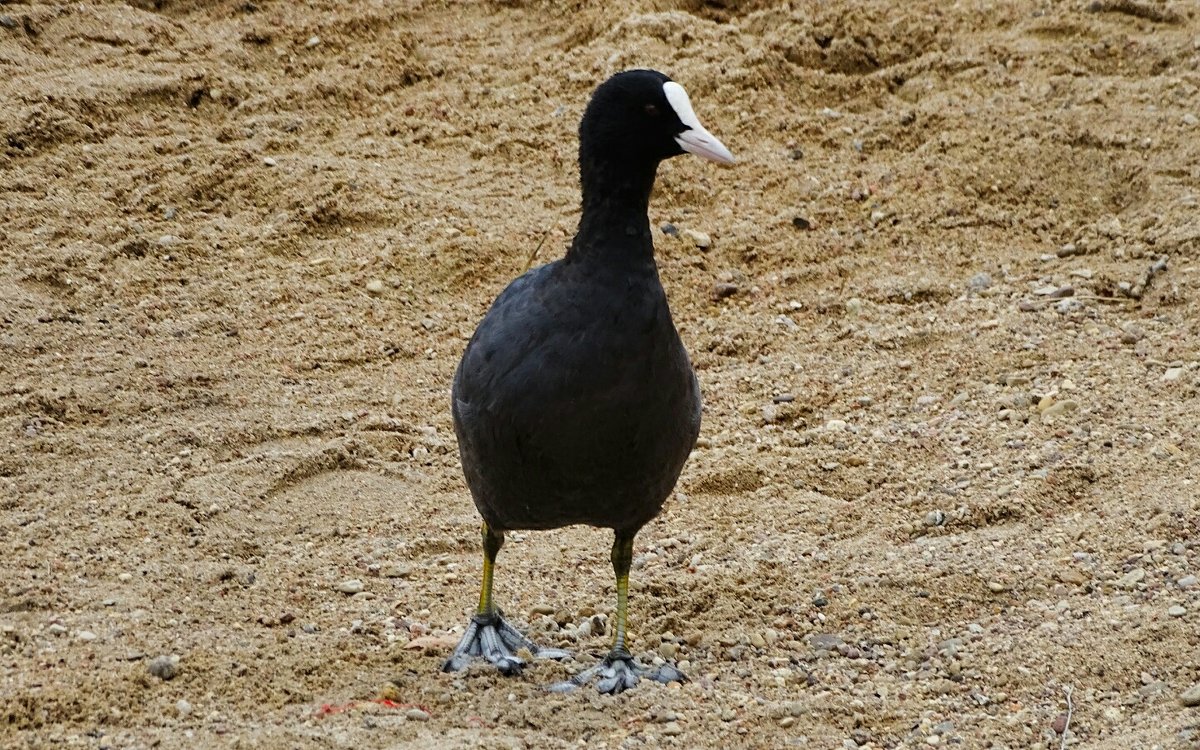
[312,699,431,718]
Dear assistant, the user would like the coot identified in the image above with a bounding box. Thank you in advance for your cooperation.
[443,69,733,693]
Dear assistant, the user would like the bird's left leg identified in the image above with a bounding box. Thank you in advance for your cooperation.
[548,530,686,693]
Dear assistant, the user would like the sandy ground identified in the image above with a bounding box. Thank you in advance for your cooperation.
[2,0,1200,747]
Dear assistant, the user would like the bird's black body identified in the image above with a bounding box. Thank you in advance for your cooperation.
[442,69,732,692]
[452,254,700,533]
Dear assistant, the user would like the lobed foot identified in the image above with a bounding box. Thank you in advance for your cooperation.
[548,649,686,694]
[442,612,570,676]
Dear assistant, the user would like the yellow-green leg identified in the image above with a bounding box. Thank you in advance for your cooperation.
[610,531,635,656]
[549,530,686,694]
[476,523,503,617]
[443,522,569,675]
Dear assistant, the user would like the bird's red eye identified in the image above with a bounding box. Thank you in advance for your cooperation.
[644,103,660,116]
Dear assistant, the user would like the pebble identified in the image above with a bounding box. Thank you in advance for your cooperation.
[77,630,97,642]
[812,591,828,607]
[713,282,739,299]
[967,272,992,292]
[1162,367,1184,382]
[336,579,364,595]
[809,633,843,651]
[779,716,796,728]
[1178,575,1198,588]
[365,279,385,295]
[1167,605,1186,618]
[47,623,67,636]
[1040,399,1079,421]
[381,564,412,578]
[792,216,811,230]
[924,510,946,527]
[405,707,431,721]
[662,721,684,736]
[1181,682,1200,707]
[263,156,278,167]
[305,35,321,47]
[148,654,180,681]
[683,229,711,249]
[660,223,678,236]
[1117,568,1145,589]
[658,642,678,660]
[176,699,193,717]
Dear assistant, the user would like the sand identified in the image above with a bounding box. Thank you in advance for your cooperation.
[2,0,1199,747]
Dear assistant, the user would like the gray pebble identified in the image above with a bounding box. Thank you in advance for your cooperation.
[1167,605,1186,618]
[148,654,180,681]
[809,633,843,650]
[176,699,193,717]
[1117,568,1145,589]
[336,579,364,595]
[1178,575,1198,588]
[1182,682,1200,707]
[967,272,992,292]
[924,510,946,527]
[405,707,431,721]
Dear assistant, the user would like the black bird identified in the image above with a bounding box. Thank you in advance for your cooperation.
[443,69,733,693]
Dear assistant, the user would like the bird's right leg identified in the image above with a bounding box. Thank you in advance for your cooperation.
[442,523,569,676]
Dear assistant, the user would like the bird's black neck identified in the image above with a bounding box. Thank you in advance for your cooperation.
[566,155,660,267]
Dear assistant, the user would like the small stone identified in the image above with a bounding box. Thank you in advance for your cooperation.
[658,642,678,660]
[1051,712,1068,734]
[662,721,684,736]
[365,279,385,295]
[986,581,1008,593]
[1040,399,1079,421]
[809,633,843,651]
[1181,682,1200,707]
[1168,605,1186,618]
[1178,575,1198,588]
[1163,367,1184,382]
[1184,113,1199,127]
[405,708,431,721]
[792,216,812,230]
[305,35,321,47]
[926,735,941,746]
[720,709,736,721]
[118,572,133,582]
[967,272,992,292]
[263,156,278,167]
[47,623,68,636]
[0,15,18,29]
[336,579,364,595]
[176,699,193,717]
[683,229,711,249]
[779,716,796,728]
[749,632,766,648]
[530,604,555,616]
[148,654,180,680]
[812,591,828,607]
[381,564,412,578]
[713,282,738,299]
[157,234,181,247]
[1117,568,1145,589]
[77,630,97,642]
[660,223,678,236]
[924,510,946,527]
